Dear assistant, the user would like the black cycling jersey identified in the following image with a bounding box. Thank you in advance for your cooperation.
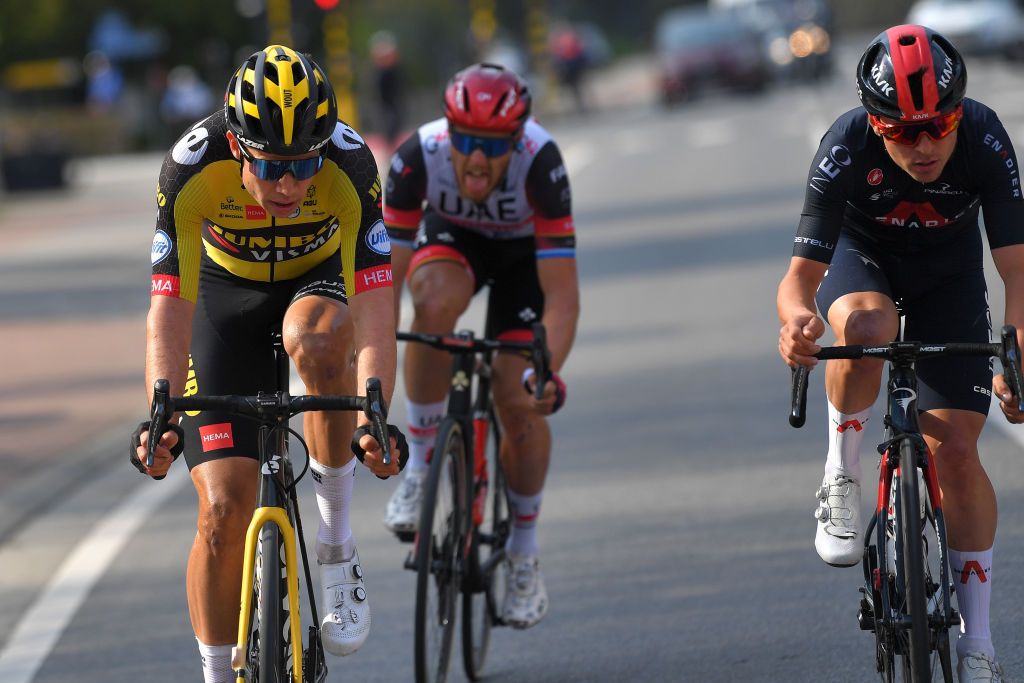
[794,98,1024,263]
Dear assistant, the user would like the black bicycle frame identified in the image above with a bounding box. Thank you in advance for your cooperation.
[871,344,954,636]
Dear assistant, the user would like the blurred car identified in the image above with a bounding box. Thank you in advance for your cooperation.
[712,0,834,82]
[907,0,1024,59]
[655,6,772,105]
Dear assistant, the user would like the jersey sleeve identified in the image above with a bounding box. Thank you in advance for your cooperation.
[526,140,576,260]
[151,127,213,303]
[382,133,427,248]
[324,122,392,296]
[971,108,1024,249]
[792,129,849,264]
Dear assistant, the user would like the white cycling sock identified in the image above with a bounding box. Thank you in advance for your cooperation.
[949,547,995,659]
[310,458,356,561]
[197,639,233,683]
[825,399,870,481]
[406,399,445,472]
[506,488,543,557]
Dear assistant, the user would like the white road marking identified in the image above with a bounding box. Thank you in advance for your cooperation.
[688,119,733,148]
[0,466,188,683]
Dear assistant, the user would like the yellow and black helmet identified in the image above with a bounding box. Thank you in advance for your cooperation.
[224,45,338,155]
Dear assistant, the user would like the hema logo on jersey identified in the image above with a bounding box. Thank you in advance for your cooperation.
[151,230,172,264]
[365,219,391,255]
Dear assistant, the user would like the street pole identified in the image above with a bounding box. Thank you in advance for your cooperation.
[267,0,294,47]
[321,1,358,127]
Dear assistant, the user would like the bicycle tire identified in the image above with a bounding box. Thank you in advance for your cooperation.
[254,523,291,683]
[414,418,466,683]
[461,411,505,680]
[897,440,931,681]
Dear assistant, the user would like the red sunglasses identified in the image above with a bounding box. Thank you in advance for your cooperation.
[869,106,963,146]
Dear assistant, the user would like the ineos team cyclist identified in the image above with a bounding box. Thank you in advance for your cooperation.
[382,63,580,628]
[130,45,406,683]
[777,25,1024,682]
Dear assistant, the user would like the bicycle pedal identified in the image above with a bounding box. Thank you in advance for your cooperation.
[403,550,417,571]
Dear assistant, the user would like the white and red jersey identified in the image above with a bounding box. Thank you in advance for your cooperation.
[384,117,575,259]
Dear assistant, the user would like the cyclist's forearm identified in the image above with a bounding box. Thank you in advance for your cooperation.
[350,289,398,418]
[541,295,578,373]
[777,260,826,323]
[145,297,194,404]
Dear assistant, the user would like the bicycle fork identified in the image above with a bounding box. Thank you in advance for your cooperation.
[232,506,304,683]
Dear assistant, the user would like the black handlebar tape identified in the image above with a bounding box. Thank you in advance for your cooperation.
[790,366,809,428]
[147,379,171,467]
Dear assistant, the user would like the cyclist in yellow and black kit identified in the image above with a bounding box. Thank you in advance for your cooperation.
[131,45,405,683]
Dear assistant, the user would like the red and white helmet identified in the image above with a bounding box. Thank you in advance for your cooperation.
[857,25,967,121]
[443,63,531,135]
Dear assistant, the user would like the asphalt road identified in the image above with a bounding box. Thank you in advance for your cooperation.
[3,49,1024,683]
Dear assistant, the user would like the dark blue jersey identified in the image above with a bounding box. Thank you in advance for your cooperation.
[793,98,1024,263]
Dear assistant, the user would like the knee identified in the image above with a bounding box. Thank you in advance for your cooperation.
[936,437,980,483]
[841,309,897,346]
[196,496,251,554]
[284,320,353,378]
[411,291,464,328]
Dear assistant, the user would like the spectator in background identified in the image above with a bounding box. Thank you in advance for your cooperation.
[84,51,124,114]
[549,22,588,113]
[159,65,214,138]
[370,30,405,151]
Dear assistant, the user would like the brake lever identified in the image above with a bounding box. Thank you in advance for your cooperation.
[1000,325,1024,412]
[364,378,391,467]
[530,323,551,401]
[147,379,172,467]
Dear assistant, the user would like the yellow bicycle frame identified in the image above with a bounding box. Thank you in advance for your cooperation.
[232,506,304,683]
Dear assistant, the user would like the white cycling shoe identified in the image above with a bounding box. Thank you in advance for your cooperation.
[383,468,426,533]
[502,553,548,629]
[814,472,862,567]
[318,546,370,656]
[958,652,1004,682]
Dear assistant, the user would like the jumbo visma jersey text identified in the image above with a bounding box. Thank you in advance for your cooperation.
[151,112,391,303]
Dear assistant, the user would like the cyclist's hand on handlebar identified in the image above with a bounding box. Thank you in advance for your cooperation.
[522,368,566,415]
[992,373,1024,424]
[779,313,825,368]
[351,423,408,479]
[129,421,184,480]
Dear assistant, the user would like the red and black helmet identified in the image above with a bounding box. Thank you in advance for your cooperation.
[443,63,531,135]
[857,25,967,121]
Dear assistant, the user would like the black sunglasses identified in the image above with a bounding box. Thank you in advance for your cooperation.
[239,145,324,181]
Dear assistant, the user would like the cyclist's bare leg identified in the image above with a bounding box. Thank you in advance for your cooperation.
[824,292,900,411]
[405,261,474,402]
[920,409,994,549]
[492,352,551,494]
[284,295,356,468]
[922,408,997,661]
[187,456,259,644]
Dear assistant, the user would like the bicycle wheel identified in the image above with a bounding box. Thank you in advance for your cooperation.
[462,411,506,680]
[414,418,467,683]
[253,523,291,683]
[896,440,931,681]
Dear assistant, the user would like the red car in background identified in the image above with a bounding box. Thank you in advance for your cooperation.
[655,5,772,105]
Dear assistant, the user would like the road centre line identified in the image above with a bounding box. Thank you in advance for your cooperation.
[0,466,188,683]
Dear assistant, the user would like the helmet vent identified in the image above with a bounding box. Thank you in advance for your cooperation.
[291,62,305,85]
[907,69,926,111]
[491,92,509,119]
[264,63,280,86]
[898,34,917,47]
